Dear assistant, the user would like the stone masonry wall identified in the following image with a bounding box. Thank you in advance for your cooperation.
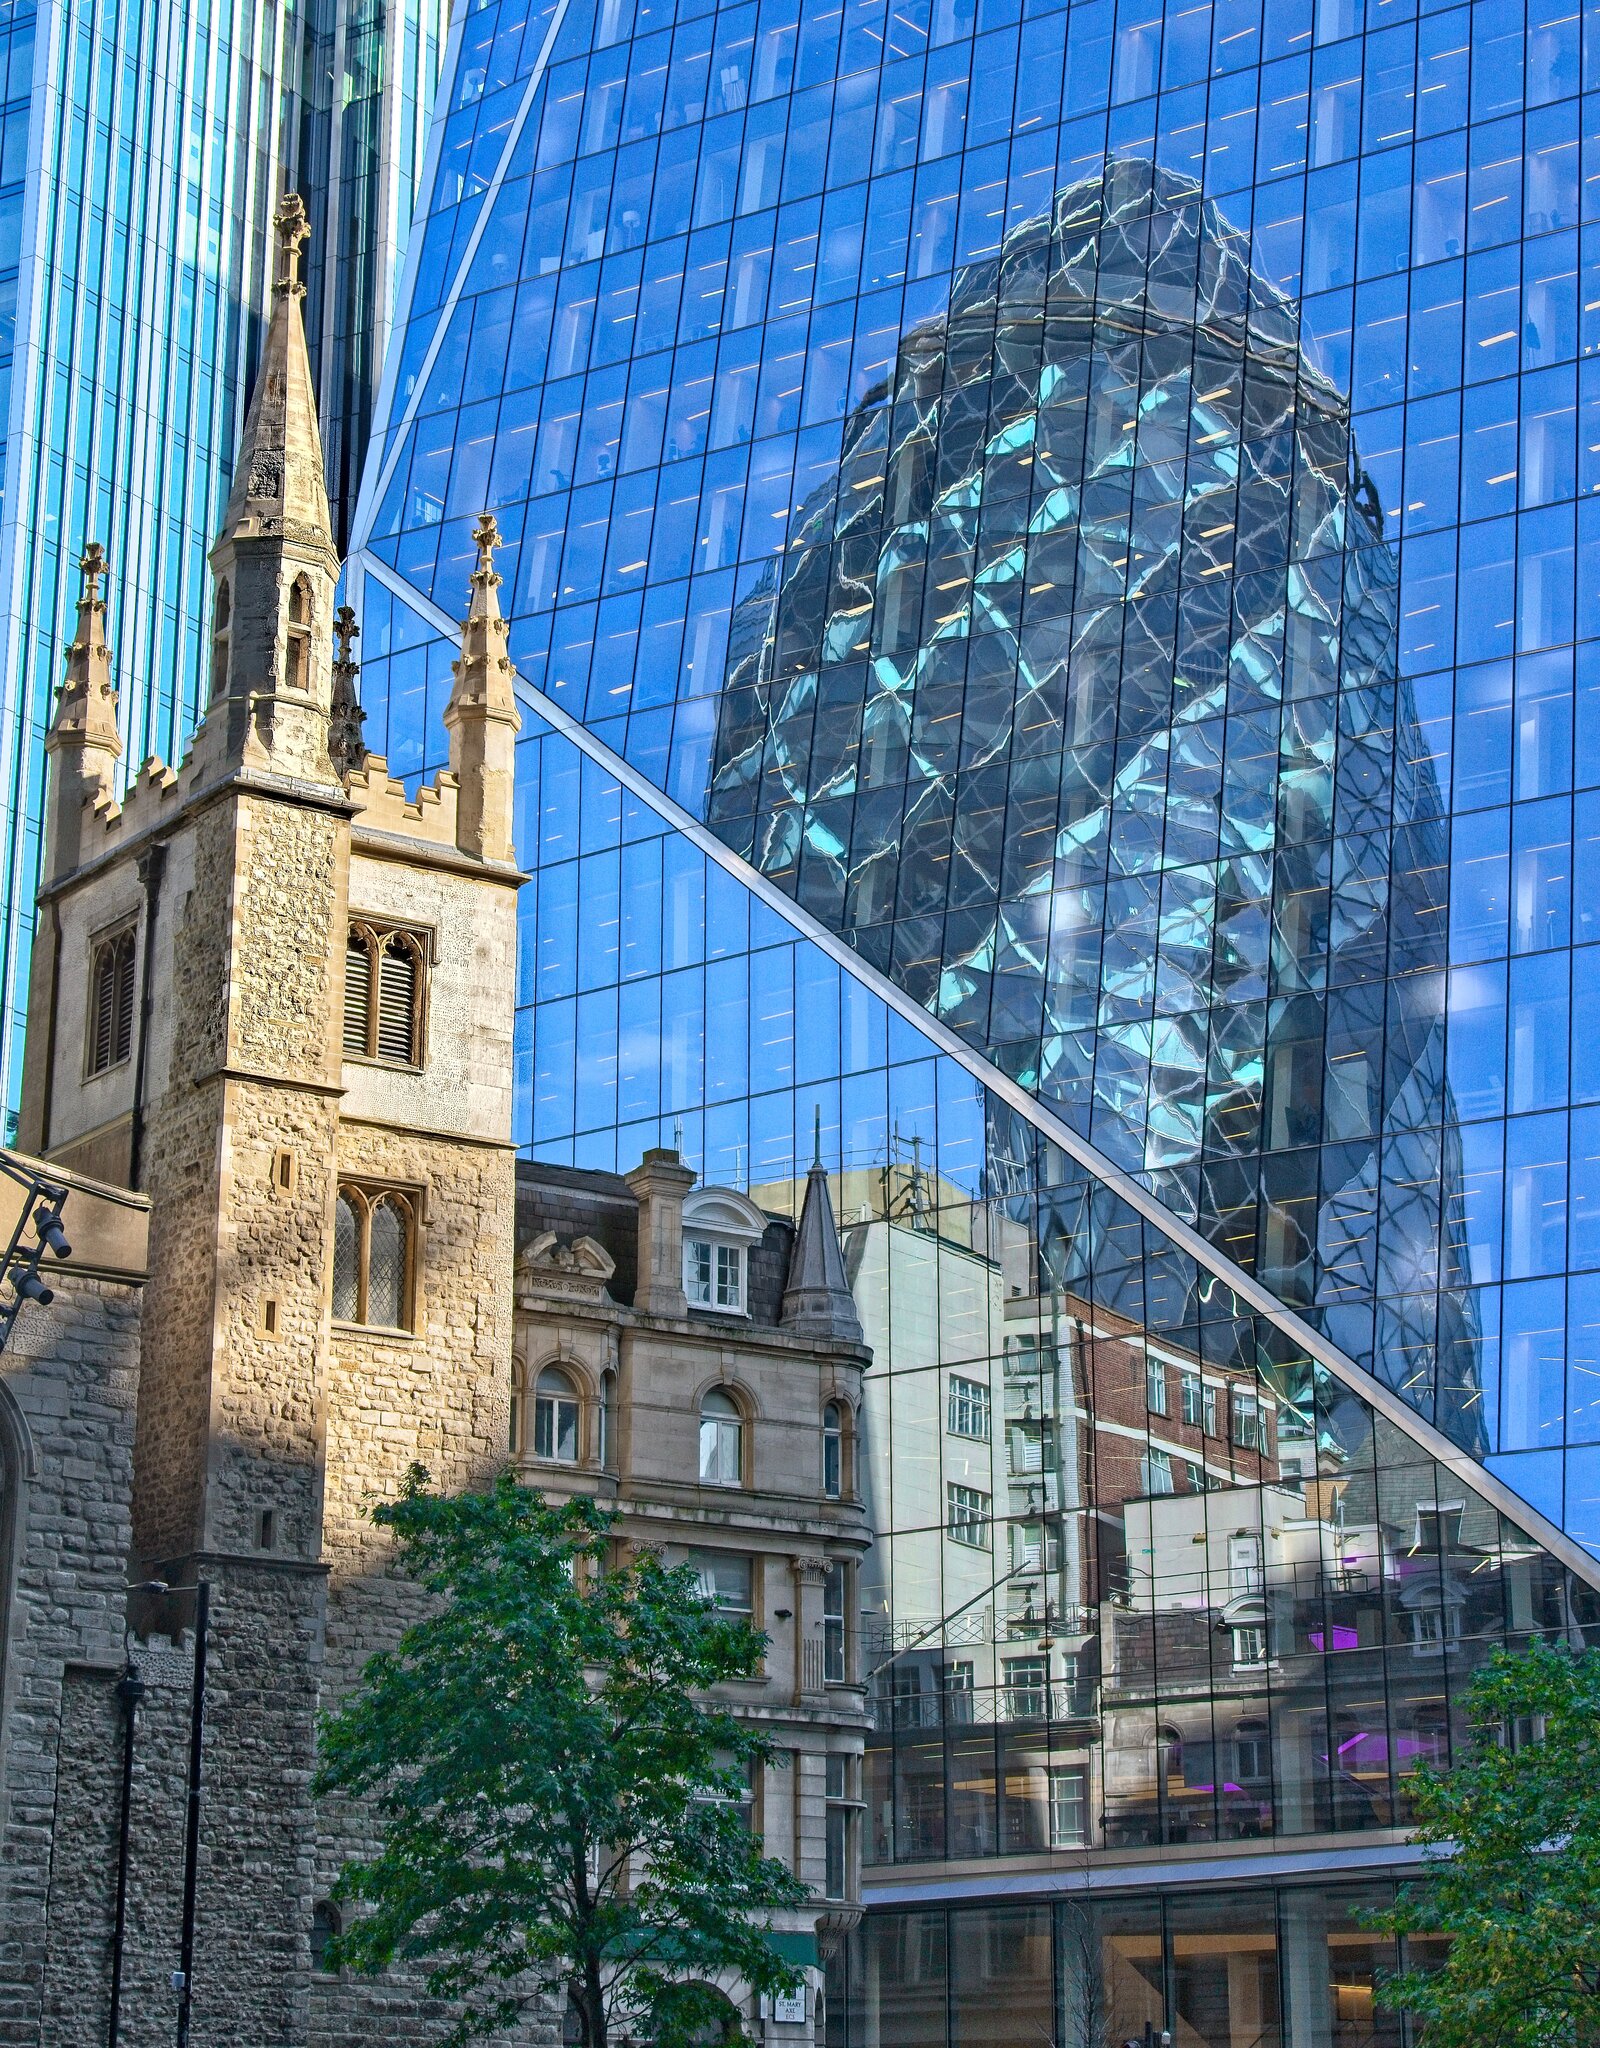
[310,1111,526,2048]
[0,1268,142,2047]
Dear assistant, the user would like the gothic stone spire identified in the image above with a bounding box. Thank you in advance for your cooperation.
[444,512,521,864]
[204,192,340,783]
[44,543,123,879]
[214,193,334,558]
[781,1149,864,1343]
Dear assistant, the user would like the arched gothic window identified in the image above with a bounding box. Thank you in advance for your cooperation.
[286,575,312,692]
[533,1366,581,1463]
[210,581,230,699]
[343,921,427,1066]
[310,1899,341,1976]
[87,925,136,1075]
[331,1184,417,1330]
[699,1388,744,1487]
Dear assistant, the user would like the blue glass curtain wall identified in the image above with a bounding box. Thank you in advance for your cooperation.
[348,0,1600,1547]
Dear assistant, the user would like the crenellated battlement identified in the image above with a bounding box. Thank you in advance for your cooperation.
[87,754,182,841]
[345,756,462,849]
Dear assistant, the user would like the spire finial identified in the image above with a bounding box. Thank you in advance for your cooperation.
[274,192,310,299]
[329,603,367,779]
[79,541,106,608]
[472,511,502,583]
[813,1104,822,1170]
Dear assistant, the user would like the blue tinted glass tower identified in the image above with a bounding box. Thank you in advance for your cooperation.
[347,0,1600,2034]
[0,0,447,1117]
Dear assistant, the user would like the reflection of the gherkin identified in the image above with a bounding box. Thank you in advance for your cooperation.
[707,155,1480,1458]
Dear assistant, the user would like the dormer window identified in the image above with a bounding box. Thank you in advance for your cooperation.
[686,1238,743,1310]
[679,1185,767,1317]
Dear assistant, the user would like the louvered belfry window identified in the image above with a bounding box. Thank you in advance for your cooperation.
[377,939,418,1062]
[343,921,425,1066]
[88,926,137,1075]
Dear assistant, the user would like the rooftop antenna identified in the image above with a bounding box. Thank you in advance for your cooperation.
[672,1115,684,1152]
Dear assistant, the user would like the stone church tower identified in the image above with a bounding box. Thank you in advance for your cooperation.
[12,195,525,2044]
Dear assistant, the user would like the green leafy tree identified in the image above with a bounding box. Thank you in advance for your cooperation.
[1367,1640,1600,2048]
[313,1469,811,2048]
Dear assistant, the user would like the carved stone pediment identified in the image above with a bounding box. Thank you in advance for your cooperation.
[515,1230,616,1303]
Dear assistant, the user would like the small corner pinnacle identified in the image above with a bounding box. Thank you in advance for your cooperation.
[79,541,106,607]
[273,191,310,300]
[472,510,502,581]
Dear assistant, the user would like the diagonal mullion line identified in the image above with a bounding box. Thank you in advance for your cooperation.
[347,0,574,552]
[354,542,1600,1596]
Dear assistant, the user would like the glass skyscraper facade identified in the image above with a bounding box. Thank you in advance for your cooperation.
[0,0,447,1117]
[344,0,1600,2037]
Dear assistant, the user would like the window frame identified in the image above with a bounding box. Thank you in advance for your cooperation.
[1048,1764,1089,1849]
[331,1180,421,1333]
[822,1397,849,1499]
[822,1558,849,1682]
[688,1546,755,1619]
[1230,1622,1269,1671]
[310,1899,341,1979]
[698,1385,746,1487]
[533,1363,583,1464]
[823,1752,861,1901]
[85,919,138,1078]
[684,1235,745,1311]
[946,1481,992,1548]
[946,1373,991,1439]
[1231,1388,1267,1451]
[343,918,432,1069]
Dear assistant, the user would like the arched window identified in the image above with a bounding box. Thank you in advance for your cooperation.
[534,1366,581,1463]
[87,925,137,1075]
[1156,1725,1183,1795]
[599,1368,617,1471]
[310,1898,340,1976]
[822,1400,844,1500]
[376,932,420,1062]
[286,575,312,692]
[368,1196,409,1328]
[331,1184,416,1331]
[509,1357,526,1455]
[332,1193,360,1321]
[343,920,427,1066]
[699,1388,744,1487]
[210,580,230,699]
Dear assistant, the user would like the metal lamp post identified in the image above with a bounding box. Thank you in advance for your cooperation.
[0,1151,71,1352]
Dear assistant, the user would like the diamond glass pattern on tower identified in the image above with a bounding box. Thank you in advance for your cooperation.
[345,0,1600,2034]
